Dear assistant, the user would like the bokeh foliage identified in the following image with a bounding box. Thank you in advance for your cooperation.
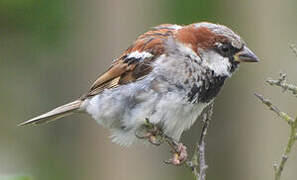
[0,0,71,46]
[168,0,218,24]
[0,175,31,180]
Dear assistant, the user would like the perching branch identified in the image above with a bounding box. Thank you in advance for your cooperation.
[186,103,214,180]
[254,44,297,180]
[161,102,214,180]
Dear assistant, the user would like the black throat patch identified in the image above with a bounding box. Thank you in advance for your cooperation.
[187,70,227,103]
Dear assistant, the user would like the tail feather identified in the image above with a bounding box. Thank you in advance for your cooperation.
[19,100,82,126]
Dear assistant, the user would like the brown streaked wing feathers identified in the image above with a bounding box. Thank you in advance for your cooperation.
[81,25,178,99]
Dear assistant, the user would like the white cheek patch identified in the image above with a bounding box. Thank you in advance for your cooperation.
[127,51,153,60]
[201,51,232,77]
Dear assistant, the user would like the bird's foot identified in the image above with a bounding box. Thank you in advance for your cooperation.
[164,138,188,166]
[135,118,187,165]
[135,118,164,146]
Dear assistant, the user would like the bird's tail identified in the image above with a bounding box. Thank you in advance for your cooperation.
[19,100,82,126]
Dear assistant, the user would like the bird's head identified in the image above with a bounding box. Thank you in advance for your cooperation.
[175,22,259,77]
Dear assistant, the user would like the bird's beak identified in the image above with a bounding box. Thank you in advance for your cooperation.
[234,46,259,63]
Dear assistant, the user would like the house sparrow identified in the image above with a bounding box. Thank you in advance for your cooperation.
[20,22,259,163]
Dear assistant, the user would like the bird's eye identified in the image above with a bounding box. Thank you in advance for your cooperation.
[221,44,230,53]
[216,43,234,57]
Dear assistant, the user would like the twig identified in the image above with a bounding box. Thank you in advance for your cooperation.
[254,92,297,180]
[274,119,297,180]
[266,73,297,96]
[161,103,214,180]
[290,44,297,58]
[254,93,293,124]
[186,141,200,179]
[198,103,213,180]
[186,103,214,180]
[254,44,297,180]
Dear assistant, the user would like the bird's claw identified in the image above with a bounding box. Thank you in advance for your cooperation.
[135,118,188,165]
[164,142,188,166]
[135,118,163,146]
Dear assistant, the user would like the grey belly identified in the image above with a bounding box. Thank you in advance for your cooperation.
[84,76,210,146]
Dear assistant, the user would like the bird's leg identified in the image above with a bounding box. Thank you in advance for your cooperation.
[135,118,188,165]
[164,135,188,166]
[135,118,164,146]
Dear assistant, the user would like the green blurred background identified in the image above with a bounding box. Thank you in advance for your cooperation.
[1,0,297,179]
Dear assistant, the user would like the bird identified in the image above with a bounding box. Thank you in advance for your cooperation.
[19,22,259,163]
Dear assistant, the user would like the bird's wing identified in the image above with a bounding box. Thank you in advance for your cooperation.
[81,25,179,99]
